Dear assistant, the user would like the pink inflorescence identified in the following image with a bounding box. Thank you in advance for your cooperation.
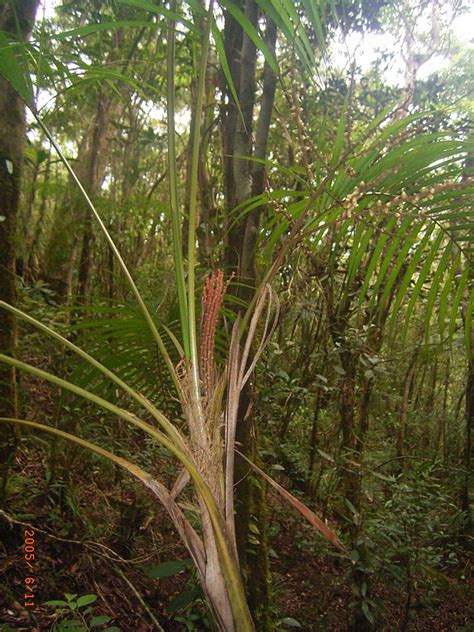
[200,270,235,396]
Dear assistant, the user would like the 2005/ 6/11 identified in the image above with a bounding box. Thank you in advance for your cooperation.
[24,529,36,607]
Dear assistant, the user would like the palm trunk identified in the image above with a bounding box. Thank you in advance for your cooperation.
[461,153,473,527]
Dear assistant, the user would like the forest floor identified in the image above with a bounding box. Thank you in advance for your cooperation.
[0,371,473,631]
[1,482,473,631]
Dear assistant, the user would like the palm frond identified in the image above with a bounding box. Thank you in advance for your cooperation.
[68,303,181,407]
[260,109,472,347]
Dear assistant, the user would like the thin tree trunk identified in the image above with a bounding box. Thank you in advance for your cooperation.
[308,389,323,477]
[229,0,258,229]
[461,153,473,528]
[434,355,450,459]
[21,154,41,278]
[44,33,126,300]
[108,243,115,304]
[220,4,243,229]
[65,237,79,314]
[460,272,473,527]
[24,153,51,280]
[338,346,359,498]
[462,345,473,522]
[197,50,217,264]
[413,362,428,410]
[397,350,418,458]
[76,89,120,303]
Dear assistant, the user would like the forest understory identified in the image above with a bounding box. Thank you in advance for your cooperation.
[0,331,472,631]
[0,0,473,631]
[1,441,473,631]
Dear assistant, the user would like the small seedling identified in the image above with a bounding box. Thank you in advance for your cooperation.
[44,592,119,631]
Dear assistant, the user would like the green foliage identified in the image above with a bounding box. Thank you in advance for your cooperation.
[345,463,466,625]
[146,558,193,578]
[68,303,180,408]
[44,592,118,631]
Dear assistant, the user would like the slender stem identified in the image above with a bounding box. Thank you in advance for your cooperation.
[32,115,182,396]
[115,567,166,632]
[167,0,190,358]
[187,0,214,405]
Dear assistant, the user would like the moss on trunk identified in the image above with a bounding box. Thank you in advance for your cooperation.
[234,386,273,630]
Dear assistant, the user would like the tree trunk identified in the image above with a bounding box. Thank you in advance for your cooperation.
[21,152,41,279]
[222,6,277,629]
[462,340,473,525]
[434,355,449,459]
[76,89,120,303]
[44,33,125,301]
[0,0,39,503]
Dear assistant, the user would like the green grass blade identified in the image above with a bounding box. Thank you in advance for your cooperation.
[167,0,190,358]
[116,0,195,31]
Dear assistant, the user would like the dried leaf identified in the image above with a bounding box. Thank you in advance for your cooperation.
[236,450,345,551]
